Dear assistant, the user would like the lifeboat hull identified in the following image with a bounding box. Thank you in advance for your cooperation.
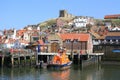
[47,61,72,70]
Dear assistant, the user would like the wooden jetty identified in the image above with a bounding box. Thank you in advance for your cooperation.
[0,48,104,68]
[35,52,104,69]
[0,49,35,67]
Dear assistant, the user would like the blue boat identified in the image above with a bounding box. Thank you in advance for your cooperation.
[47,61,72,70]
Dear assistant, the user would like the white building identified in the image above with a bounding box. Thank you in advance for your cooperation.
[0,38,29,49]
[73,16,94,28]
[5,29,16,39]
[1,39,15,49]
[105,22,112,29]
[111,26,120,31]
[13,39,29,49]
[0,30,3,35]
[23,32,30,41]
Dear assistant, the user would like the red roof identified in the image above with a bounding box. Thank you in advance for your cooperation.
[37,40,44,45]
[104,14,120,19]
[58,33,90,41]
[17,29,26,36]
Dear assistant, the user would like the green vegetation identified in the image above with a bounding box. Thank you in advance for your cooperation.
[96,19,120,27]
[38,18,56,30]
[37,17,74,31]
[111,19,120,26]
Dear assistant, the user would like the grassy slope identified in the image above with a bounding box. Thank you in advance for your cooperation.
[38,17,74,30]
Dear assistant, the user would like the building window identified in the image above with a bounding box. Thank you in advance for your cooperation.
[118,39,120,42]
[73,39,78,43]
[110,40,113,44]
[107,39,110,42]
[66,39,71,43]
[113,39,116,42]
[33,37,39,41]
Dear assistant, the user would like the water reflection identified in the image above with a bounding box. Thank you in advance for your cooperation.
[0,67,39,80]
[81,64,103,80]
[50,69,70,80]
[70,64,104,80]
[0,64,120,80]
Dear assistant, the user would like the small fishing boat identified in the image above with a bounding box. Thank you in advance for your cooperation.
[47,48,72,70]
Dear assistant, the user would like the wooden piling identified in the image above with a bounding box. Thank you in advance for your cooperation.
[30,55,32,65]
[78,54,80,64]
[47,55,50,64]
[2,55,4,67]
[36,52,38,65]
[11,56,14,67]
[24,56,26,66]
[18,56,20,66]
[80,55,83,70]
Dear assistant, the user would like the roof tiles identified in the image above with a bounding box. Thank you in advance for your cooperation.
[104,14,120,19]
[58,33,90,41]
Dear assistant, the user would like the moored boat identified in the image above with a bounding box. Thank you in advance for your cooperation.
[47,61,72,70]
[47,48,72,70]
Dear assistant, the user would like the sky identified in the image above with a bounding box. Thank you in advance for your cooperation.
[0,0,120,30]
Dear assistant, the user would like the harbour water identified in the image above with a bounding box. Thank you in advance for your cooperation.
[0,63,120,80]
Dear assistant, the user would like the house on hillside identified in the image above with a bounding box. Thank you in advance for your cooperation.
[24,25,38,30]
[16,29,27,39]
[0,38,15,49]
[30,30,40,42]
[104,20,112,30]
[111,26,120,31]
[4,29,17,39]
[13,39,29,49]
[0,38,29,49]
[72,16,94,28]
[104,14,120,19]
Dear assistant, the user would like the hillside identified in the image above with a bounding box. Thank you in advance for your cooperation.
[38,17,74,30]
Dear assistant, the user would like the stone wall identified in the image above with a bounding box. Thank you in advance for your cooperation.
[59,10,75,18]
[102,45,120,61]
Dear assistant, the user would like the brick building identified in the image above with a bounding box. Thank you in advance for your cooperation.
[58,33,93,54]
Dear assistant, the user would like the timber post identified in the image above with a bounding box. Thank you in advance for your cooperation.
[11,55,14,67]
[18,52,20,66]
[30,54,32,66]
[24,55,26,66]
[2,55,4,67]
